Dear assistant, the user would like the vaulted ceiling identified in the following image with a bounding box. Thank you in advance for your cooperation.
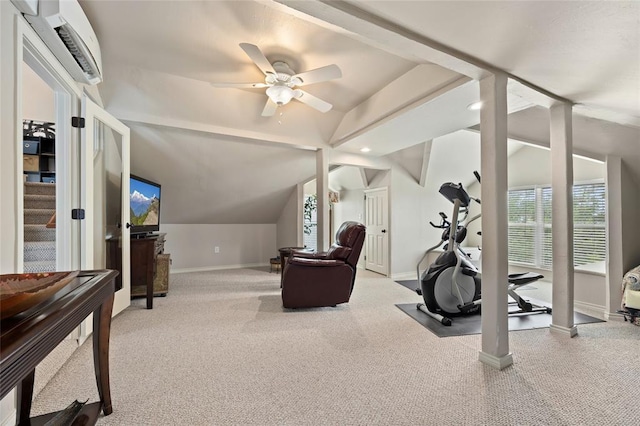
[77,0,639,224]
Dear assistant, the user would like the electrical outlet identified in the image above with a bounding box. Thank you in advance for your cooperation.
[214,246,220,253]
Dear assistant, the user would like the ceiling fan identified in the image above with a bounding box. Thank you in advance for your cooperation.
[211,43,342,117]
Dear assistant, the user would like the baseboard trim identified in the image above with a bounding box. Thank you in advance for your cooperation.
[478,351,513,370]
[574,301,606,320]
[391,271,417,281]
[171,263,268,274]
[604,311,627,322]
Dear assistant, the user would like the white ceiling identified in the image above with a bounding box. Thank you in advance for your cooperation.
[73,0,639,224]
[351,0,639,119]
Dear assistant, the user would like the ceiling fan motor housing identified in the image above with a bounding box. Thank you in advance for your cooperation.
[267,61,297,86]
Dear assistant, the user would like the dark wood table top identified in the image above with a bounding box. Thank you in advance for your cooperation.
[0,269,117,400]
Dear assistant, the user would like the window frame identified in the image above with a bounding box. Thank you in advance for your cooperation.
[507,179,606,271]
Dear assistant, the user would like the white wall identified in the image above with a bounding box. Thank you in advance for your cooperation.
[333,189,365,227]
[162,224,277,272]
[333,188,365,268]
[276,186,301,249]
[507,144,605,187]
[22,64,55,122]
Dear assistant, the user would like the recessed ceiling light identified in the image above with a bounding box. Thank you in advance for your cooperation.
[360,147,371,153]
[467,101,482,111]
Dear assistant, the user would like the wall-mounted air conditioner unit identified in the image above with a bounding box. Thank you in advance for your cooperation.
[24,0,103,85]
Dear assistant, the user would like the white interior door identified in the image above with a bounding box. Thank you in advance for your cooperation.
[365,187,389,275]
[81,94,130,317]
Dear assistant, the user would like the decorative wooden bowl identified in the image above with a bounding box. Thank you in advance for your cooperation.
[0,271,79,320]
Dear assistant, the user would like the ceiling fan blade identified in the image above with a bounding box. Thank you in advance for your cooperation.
[210,82,269,89]
[291,64,342,86]
[293,90,333,113]
[239,43,276,76]
[262,99,278,117]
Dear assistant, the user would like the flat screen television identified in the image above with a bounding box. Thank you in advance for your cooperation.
[129,174,161,236]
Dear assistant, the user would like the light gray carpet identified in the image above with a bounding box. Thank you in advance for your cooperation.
[32,268,640,425]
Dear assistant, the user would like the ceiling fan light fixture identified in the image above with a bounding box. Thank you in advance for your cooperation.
[266,84,294,106]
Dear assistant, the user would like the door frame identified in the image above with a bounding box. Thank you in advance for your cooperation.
[19,15,83,272]
[364,186,390,276]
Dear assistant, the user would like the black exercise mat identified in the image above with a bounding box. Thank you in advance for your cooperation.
[396,303,602,337]
[396,279,420,293]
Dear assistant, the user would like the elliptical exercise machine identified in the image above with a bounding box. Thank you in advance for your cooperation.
[416,172,551,326]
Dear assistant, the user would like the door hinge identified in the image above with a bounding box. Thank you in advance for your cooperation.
[71,209,85,220]
[71,117,86,128]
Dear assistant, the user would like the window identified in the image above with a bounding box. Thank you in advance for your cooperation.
[507,182,606,269]
[303,194,317,251]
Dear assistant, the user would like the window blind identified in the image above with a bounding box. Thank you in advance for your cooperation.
[507,182,605,269]
[507,188,536,265]
[572,183,606,267]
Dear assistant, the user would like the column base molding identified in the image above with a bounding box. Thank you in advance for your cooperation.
[478,351,513,370]
[550,324,578,337]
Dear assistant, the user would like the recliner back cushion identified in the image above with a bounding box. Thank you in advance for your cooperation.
[326,221,365,267]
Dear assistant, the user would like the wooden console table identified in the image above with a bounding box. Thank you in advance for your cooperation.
[0,269,118,425]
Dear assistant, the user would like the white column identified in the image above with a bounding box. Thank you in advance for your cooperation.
[549,102,577,336]
[316,148,330,251]
[604,156,624,320]
[479,72,512,370]
[296,183,305,248]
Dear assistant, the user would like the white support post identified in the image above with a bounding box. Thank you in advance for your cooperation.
[605,156,624,320]
[479,72,512,370]
[296,183,305,248]
[549,102,578,337]
[316,149,330,251]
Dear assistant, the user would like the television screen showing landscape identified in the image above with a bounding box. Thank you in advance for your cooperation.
[130,178,160,226]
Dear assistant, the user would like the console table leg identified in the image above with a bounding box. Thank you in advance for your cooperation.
[16,369,34,425]
[93,294,115,416]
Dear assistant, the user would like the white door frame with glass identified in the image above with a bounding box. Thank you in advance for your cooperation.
[81,94,131,318]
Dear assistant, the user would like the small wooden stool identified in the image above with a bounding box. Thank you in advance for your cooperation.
[269,257,281,273]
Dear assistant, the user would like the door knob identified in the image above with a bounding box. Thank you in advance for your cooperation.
[381,229,387,233]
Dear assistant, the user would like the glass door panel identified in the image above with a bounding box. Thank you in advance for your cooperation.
[81,94,131,317]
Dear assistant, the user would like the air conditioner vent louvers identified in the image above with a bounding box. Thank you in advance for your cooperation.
[55,25,99,79]
[23,0,103,85]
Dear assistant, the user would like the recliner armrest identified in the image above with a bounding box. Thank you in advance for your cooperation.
[291,250,327,259]
[289,257,345,267]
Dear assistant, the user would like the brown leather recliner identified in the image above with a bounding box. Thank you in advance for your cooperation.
[281,221,366,309]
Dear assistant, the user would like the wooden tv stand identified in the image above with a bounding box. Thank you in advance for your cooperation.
[130,233,169,309]
[107,233,170,310]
